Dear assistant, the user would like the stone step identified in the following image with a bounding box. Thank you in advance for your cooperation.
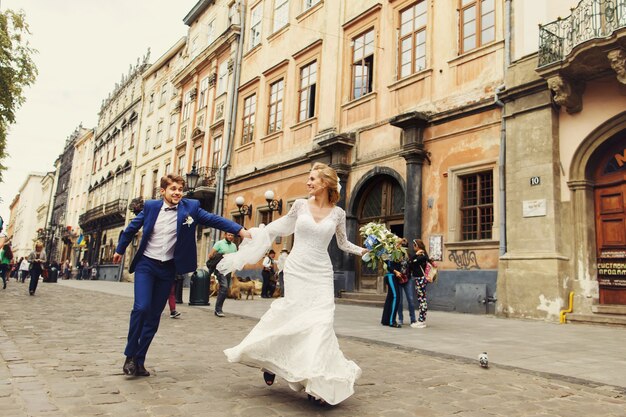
[591,304,626,315]
[338,291,386,302]
[566,313,626,326]
[335,297,384,308]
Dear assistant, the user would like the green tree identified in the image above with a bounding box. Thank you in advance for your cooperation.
[0,9,38,183]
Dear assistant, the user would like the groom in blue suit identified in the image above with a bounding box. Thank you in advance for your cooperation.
[113,174,250,377]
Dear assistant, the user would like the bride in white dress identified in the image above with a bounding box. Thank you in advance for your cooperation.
[217,163,367,405]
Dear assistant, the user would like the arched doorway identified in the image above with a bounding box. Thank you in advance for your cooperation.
[591,133,626,304]
[356,176,405,293]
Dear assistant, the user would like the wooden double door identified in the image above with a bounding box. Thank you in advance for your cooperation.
[594,138,626,304]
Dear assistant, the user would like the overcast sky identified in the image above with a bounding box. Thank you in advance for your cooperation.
[0,0,196,224]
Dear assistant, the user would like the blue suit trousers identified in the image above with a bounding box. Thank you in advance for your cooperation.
[124,256,175,365]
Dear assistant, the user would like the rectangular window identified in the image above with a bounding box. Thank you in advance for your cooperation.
[199,77,209,109]
[303,0,320,11]
[242,94,257,144]
[273,0,289,32]
[156,121,164,145]
[148,93,155,113]
[217,61,228,95]
[190,35,199,57]
[212,135,222,168]
[140,174,146,198]
[399,1,427,78]
[249,4,262,49]
[298,61,317,122]
[160,83,168,106]
[182,90,193,120]
[168,115,176,140]
[178,154,186,176]
[180,126,188,142]
[193,145,202,168]
[207,19,216,45]
[144,128,151,152]
[267,79,284,133]
[460,171,493,240]
[228,2,237,25]
[352,29,375,99]
[165,162,171,175]
[152,170,159,199]
[460,0,495,53]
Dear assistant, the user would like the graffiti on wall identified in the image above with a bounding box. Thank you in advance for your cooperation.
[448,250,481,270]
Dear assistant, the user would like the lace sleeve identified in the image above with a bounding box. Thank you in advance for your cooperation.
[217,200,301,274]
[335,208,364,256]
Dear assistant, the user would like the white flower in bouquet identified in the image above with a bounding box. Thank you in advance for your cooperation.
[359,221,407,271]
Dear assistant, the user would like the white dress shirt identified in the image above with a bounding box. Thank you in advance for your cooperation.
[143,202,178,261]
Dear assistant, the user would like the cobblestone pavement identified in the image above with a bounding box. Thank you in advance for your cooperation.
[1,282,625,417]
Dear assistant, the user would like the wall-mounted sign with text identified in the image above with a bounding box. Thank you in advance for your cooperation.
[522,199,547,217]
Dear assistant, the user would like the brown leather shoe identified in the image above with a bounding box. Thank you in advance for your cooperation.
[134,363,150,377]
[123,356,136,376]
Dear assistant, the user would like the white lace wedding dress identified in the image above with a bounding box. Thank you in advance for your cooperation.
[217,199,363,405]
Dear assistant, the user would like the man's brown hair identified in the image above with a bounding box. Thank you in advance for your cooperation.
[160,174,185,190]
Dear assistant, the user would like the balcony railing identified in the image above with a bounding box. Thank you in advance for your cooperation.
[538,0,626,67]
[79,198,128,227]
[196,166,219,188]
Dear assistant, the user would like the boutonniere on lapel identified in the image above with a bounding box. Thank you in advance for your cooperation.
[184,215,194,227]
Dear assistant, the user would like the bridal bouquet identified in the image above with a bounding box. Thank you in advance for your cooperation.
[359,222,406,271]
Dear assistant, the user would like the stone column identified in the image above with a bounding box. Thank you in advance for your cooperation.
[390,112,429,245]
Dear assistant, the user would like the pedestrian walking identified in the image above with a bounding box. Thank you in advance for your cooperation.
[18,257,29,283]
[62,260,71,280]
[112,173,250,378]
[0,242,13,289]
[27,241,47,295]
[276,248,288,297]
[207,232,238,317]
[396,238,417,327]
[167,280,181,319]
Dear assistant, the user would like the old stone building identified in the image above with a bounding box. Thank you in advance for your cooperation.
[498,0,626,323]
[223,0,504,311]
[79,54,149,281]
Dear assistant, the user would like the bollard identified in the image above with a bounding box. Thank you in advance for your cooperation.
[189,269,210,306]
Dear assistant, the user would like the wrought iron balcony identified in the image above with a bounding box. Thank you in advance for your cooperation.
[79,198,129,231]
[538,0,626,68]
[196,166,219,188]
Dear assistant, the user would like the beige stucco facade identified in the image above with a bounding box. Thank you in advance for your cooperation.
[224,0,505,303]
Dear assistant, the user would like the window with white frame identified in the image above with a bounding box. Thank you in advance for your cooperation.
[249,4,262,49]
[267,78,284,133]
[148,93,155,113]
[182,90,193,120]
[168,114,176,140]
[160,83,168,106]
[199,77,209,109]
[156,121,163,145]
[273,0,289,32]
[228,2,237,25]
[298,61,317,121]
[165,162,171,175]
[242,94,256,144]
[177,154,186,176]
[217,60,228,95]
[144,128,151,152]
[399,1,427,78]
[459,0,495,53]
[192,145,202,168]
[207,19,216,45]
[190,35,199,57]
[212,135,222,168]
[351,29,375,99]
[303,0,320,11]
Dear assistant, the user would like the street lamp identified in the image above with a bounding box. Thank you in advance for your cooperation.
[264,190,282,214]
[186,165,200,195]
[235,196,253,218]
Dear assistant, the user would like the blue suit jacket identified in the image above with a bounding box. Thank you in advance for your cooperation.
[116,198,242,274]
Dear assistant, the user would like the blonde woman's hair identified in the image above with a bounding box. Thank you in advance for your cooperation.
[311,162,340,204]
[35,240,44,249]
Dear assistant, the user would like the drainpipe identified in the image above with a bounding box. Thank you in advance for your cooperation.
[213,0,246,241]
[496,0,512,256]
